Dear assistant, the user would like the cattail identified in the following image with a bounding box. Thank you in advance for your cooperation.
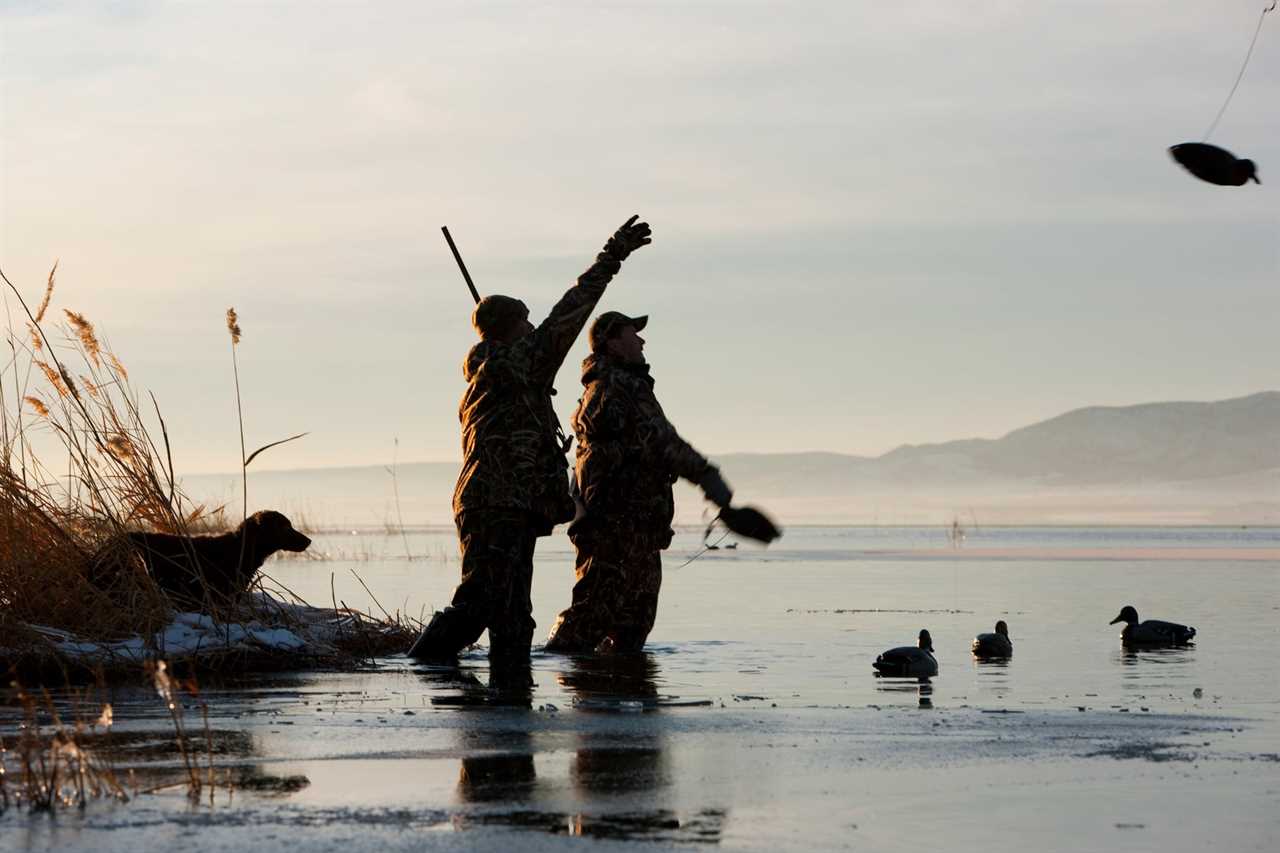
[64,309,101,366]
[34,260,57,323]
[35,360,69,397]
[225,308,241,345]
[24,396,49,417]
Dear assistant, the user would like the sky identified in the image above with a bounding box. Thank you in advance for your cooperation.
[2,1,1277,474]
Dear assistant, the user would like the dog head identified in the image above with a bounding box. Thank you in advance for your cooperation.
[243,510,312,555]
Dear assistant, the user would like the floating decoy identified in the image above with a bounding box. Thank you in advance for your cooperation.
[972,620,1013,658]
[1169,143,1260,186]
[1109,605,1196,646]
[873,629,938,677]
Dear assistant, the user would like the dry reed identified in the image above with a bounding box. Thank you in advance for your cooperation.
[0,265,415,677]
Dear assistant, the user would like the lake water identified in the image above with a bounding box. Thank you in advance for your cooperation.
[3,526,1278,852]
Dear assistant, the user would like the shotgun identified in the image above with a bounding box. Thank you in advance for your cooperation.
[441,226,481,305]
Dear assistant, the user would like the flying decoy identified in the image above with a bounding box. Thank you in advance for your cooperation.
[972,620,1013,658]
[873,629,938,677]
[1109,605,1196,646]
[717,505,782,544]
[1169,142,1260,186]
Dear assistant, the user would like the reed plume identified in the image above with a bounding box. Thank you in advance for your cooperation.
[34,361,69,398]
[107,353,128,380]
[24,396,49,418]
[106,435,133,460]
[33,261,56,323]
[63,310,101,366]
[225,308,241,345]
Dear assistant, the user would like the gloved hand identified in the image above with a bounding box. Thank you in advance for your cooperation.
[697,466,733,509]
[602,215,652,262]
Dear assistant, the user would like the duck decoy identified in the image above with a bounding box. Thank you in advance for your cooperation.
[717,505,782,544]
[972,620,1013,658]
[1109,605,1196,646]
[873,629,938,677]
[1169,142,1260,186]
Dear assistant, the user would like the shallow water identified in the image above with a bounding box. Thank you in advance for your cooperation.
[3,526,1278,851]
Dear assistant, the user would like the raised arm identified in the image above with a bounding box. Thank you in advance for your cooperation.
[529,216,651,384]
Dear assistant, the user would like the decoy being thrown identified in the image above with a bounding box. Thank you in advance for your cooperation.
[1169,143,1260,186]
[972,620,1013,658]
[1168,2,1274,185]
[873,629,938,678]
[1109,605,1197,647]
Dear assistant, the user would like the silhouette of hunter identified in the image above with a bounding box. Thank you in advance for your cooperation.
[409,215,652,671]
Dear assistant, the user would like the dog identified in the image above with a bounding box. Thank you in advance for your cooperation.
[89,510,312,611]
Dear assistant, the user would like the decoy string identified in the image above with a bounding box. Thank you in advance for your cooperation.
[1203,1,1275,141]
[677,520,733,570]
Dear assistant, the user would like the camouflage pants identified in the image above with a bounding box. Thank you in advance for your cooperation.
[408,511,537,665]
[544,537,662,654]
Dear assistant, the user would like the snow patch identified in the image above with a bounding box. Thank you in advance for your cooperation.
[22,595,337,665]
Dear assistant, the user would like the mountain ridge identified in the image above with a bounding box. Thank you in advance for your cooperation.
[181,391,1279,526]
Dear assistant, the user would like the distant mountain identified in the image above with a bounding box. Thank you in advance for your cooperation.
[182,392,1280,526]
[760,391,1280,488]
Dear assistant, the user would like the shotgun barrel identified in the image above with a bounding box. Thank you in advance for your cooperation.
[441,226,481,304]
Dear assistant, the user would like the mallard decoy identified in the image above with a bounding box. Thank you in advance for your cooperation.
[1109,605,1196,646]
[873,629,938,677]
[972,620,1013,658]
[1169,142,1260,186]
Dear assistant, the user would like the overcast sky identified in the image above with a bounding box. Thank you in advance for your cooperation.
[2,1,1276,474]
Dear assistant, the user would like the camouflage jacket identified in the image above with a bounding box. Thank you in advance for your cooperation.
[570,354,711,548]
[452,252,622,534]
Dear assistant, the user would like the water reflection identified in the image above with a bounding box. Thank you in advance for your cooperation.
[1116,646,1197,686]
[417,664,539,804]
[971,656,1013,700]
[464,807,728,843]
[0,719,311,800]
[559,654,724,842]
[558,651,661,709]
[561,654,669,793]
[457,734,536,803]
[435,654,726,843]
[1117,646,1197,667]
[874,676,936,708]
[421,663,531,709]
[1113,646,1197,705]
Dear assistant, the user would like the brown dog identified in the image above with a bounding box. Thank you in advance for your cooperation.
[89,510,311,611]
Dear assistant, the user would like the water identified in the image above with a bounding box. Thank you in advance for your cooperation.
[3,526,1278,851]
[278,524,1279,716]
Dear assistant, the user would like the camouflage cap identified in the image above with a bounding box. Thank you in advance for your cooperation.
[589,311,648,353]
[472,294,529,339]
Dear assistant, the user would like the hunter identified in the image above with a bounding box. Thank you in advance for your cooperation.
[408,216,652,670]
[544,311,733,654]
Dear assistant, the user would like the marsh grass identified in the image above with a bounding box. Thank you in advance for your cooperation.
[1,264,202,648]
[0,265,417,677]
[0,665,251,813]
[0,678,130,812]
